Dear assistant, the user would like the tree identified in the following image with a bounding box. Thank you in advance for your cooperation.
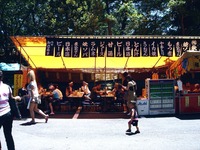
[112,0,143,35]
[132,0,172,35]
[0,0,200,64]
[167,0,200,35]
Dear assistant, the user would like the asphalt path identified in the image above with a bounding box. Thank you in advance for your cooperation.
[1,113,200,150]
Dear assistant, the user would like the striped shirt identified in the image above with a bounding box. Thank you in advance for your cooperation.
[0,81,11,116]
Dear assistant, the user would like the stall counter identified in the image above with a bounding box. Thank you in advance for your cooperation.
[137,99,149,116]
[176,93,200,114]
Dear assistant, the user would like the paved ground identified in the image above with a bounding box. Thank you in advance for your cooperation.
[1,112,200,150]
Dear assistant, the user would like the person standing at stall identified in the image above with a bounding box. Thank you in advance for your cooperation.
[113,83,125,106]
[122,72,129,113]
[0,70,21,150]
[176,77,183,95]
[27,70,49,124]
[122,73,137,115]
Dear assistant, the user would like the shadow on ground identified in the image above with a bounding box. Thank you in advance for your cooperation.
[142,113,200,120]
[16,111,200,120]
[175,113,200,120]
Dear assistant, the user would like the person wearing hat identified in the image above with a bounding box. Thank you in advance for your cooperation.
[0,70,21,150]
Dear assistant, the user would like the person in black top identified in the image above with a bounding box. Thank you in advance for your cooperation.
[18,83,28,98]
[122,72,129,87]
[122,72,129,113]
[18,83,29,107]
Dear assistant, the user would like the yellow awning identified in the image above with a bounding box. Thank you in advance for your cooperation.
[10,36,179,72]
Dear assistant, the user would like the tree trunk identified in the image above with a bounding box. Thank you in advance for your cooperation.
[181,14,185,35]
[105,0,112,35]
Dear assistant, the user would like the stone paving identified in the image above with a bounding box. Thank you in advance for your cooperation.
[0,113,200,150]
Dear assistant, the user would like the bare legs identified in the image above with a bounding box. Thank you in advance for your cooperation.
[29,102,49,123]
[49,103,54,115]
[126,121,140,133]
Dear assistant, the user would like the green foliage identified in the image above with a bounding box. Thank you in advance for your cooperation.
[167,0,200,35]
[1,0,200,63]
[0,0,199,38]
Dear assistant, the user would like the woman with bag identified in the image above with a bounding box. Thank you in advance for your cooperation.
[0,70,21,150]
[27,70,48,124]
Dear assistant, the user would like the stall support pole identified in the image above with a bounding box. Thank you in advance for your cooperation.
[94,56,96,84]
[105,54,107,89]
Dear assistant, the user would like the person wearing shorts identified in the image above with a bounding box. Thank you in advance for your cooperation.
[27,70,49,124]
[126,102,140,134]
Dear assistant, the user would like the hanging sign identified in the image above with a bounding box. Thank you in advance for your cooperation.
[107,41,114,57]
[115,40,123,57]
[81,41,89,58]
[98,41,106,57]
[45,38,54,56]
[54,40,63,57]
[125,40,132,57]
[90,41,98,57]
[149,41,158,57]
[45,37,200,58]
[72,41,80,57]
[63,41,71,57]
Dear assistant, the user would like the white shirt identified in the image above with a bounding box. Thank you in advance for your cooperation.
[177,79,183,91]
[81,85,91,95]
[27,80,39,98]
[0,81,11,116]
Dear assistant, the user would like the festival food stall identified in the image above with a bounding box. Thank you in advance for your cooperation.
[10,35,200,115]
[169,51,200,114]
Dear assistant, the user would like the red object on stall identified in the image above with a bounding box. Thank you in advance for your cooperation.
[178,94,200,114]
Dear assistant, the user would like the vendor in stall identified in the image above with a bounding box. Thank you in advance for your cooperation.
[176,77,183,95]
[193,84,200,93]
[184,82,192,92]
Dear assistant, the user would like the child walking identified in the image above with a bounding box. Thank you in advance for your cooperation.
[126,102,140,134]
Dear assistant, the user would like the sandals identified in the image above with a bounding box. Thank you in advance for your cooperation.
[45,115,49,123]
[29,120,36,124]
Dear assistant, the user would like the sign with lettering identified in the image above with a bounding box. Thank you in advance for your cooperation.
[14,74,23,96]
[63,41,71,57]
[55,40,63,57]
[45,37,200,57]
[45,38,54,56]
